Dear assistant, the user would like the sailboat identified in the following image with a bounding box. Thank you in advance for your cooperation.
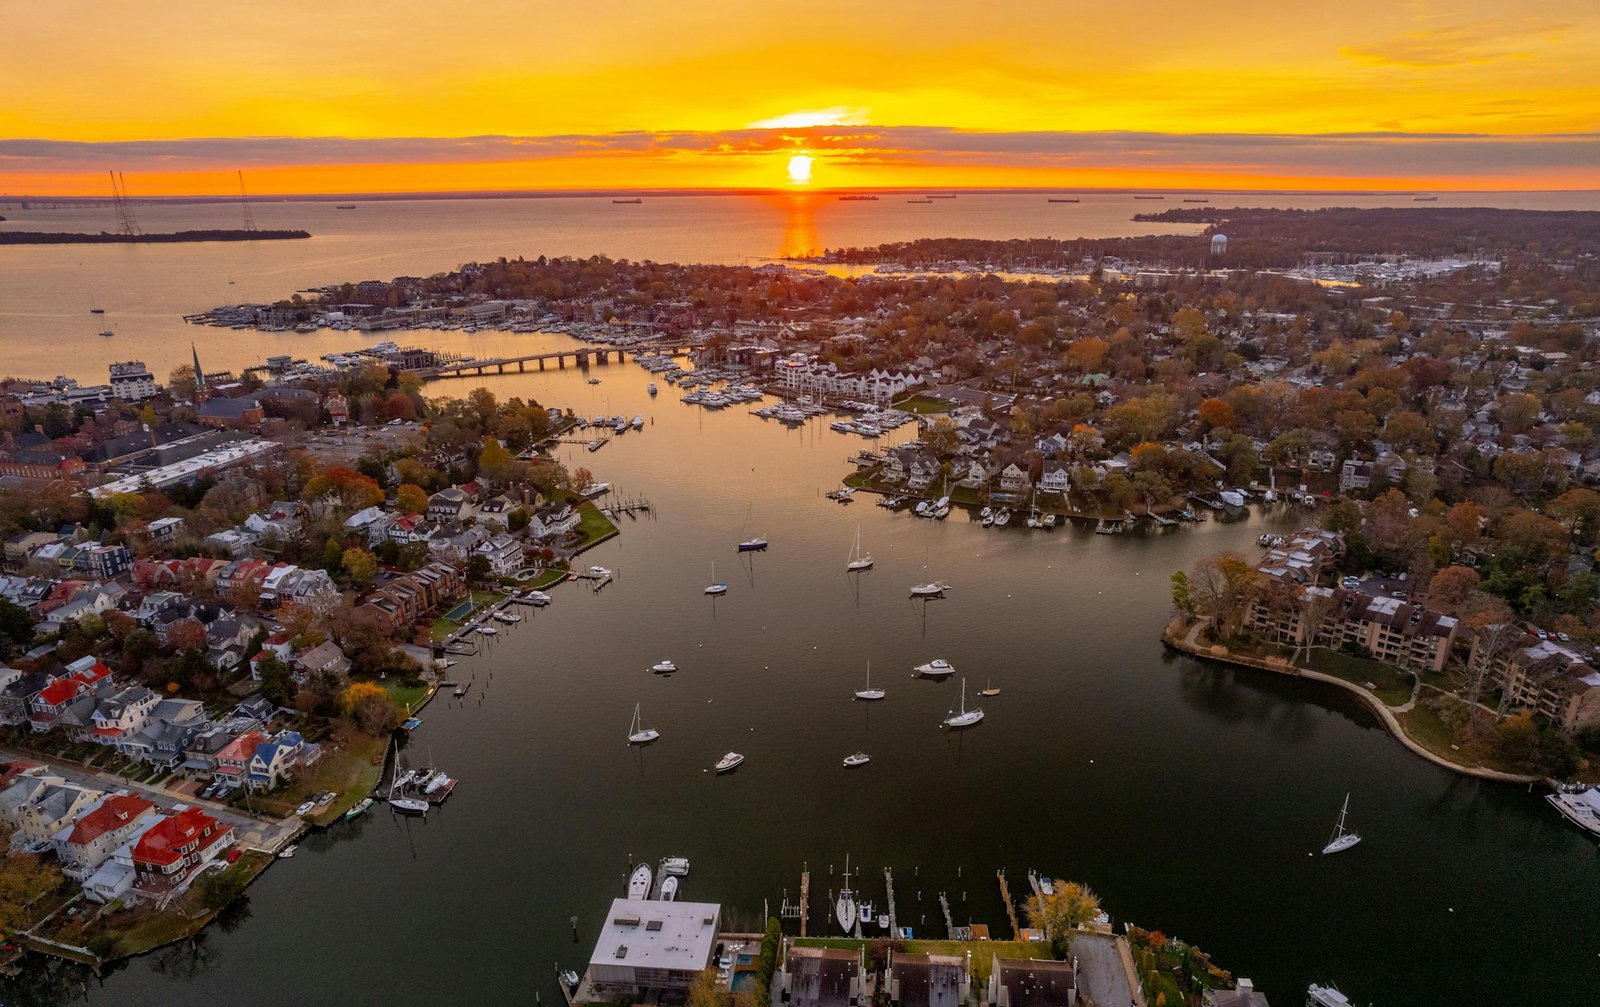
[835,855,856,933]
[386,738,429,815]
[854,661,885,701]
[705,562,728,595]
[627,703,659,745]
[1321,794,1361,854]
[942,679,984,728]
[846,525,873,571]
[1025,490,1041,529]
[978,679,1000,697]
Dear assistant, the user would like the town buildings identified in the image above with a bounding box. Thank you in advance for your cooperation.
[582,898,722,1001]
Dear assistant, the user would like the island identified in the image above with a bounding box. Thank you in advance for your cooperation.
[0,229,311,245]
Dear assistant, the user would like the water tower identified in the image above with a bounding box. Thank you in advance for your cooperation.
[1210,233,1228,256]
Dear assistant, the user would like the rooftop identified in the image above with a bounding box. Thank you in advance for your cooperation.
[588,898,720,974]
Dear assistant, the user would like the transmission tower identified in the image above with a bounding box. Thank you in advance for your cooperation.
[108,171,141,236]
[237,170,257,231]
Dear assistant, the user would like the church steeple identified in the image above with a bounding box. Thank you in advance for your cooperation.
[191,343,207,401]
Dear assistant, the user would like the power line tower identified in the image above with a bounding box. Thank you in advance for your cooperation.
[237,170,257,232]
[108,171,141,236]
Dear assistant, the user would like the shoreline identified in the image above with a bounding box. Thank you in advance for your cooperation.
[1161,617,1540,784]
[0,229,311,245]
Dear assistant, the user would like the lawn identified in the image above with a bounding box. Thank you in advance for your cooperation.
[791,938,1048,985]
[1307,649,1415,707]
[891,394,954,414]
[69,851,274,961]
[383,678,430,713]
[570,502,619,552]
[527,568,569,589]
[251,730,387,822]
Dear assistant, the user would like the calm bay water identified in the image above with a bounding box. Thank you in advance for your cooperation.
[1,195,1598,1004]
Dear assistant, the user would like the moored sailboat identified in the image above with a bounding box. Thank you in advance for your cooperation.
[1321,793,1362,854]
[627,703,659,745]
[942,679,984,728]
[846,525,874,571]
[854,661,885,701]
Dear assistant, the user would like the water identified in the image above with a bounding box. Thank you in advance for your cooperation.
[4,190,1598,386]
[13,365,1593,1005]
[4,195,1599,1003]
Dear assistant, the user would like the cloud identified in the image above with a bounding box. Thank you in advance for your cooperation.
[1341,20,1569,68]
[745,107,870,129]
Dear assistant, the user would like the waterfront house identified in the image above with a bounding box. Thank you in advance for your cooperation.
[997,461,1032,497]
[1038,461,1071,496]
[528,503,579,540]
[987,957,1076,1007]
[781,946,864,1007]
[53,793,157,879]
[1206,978,1270,1007]
[475,533,524,577]
[1468,632,1600,734]
[246,730,320,791]
[887,952,969,1007]
[293,641,351,682]
[580,898,721,1003]
[127,806,234,902]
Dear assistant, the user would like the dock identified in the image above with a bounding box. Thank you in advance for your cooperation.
[884,868,898,936]
[799,866,810,937]
[1026,870,1042,898]
[417,340,700,381]
[938,892,954,938]
[997,869,1020,938]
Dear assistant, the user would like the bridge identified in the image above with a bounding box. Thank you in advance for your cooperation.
[415,339,701,381]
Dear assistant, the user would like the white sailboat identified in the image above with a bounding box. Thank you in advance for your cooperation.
[854,661,885,701]
[909,581,948,597]
[1321,793,1362,854]
[705,562,728,595]
[846,525,873,571]
[942,679,984,728]
[627,703,659,745]
[835,854,856,933]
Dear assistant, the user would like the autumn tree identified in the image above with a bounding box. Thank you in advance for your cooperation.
[1425,566,1481,614]
[1189,552,1261,640]
[0,837,64,931]
[1024,882,1100,959]
[1197,398,1235,431]
[341,681,402,735]
[394,483,429,516]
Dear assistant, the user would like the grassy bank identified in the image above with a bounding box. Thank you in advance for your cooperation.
[1307,649,1415,707]
[251,730,387,823]
[571,502,619,553]
[791,937,1048,984]
[891,394,954,414]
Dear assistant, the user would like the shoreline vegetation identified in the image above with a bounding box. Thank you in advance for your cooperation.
[0,229,311,245]
[1162,615,1540,783]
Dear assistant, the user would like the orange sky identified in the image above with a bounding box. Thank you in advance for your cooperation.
[2,1,1598,194]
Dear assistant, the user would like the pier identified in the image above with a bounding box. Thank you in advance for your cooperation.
[799,866,810,937]
[416,340,699,381]
[884,868,898,936]
[937,891,954,938]
[997,869,1020,938]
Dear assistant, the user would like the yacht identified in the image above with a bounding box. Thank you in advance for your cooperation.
[660,876,679,901]
[909,581,948,598]
[942,679,985,729]
[661,857,691,876]
[1321,793,1362,854]
[843,752,871,768]
[737,537,769,552]
[854,661,885,701]
[628,864,653,900]
[915,659,955,678]
[494,611,521,623]
[1307,983,1355,1006]
[525,590,552,606]
[389,795,429,815]
[714,751,745,773]
[627,703,659,745]
[1546,786,1600,837]
[993,509,1011,527]
[476,624,498,636]
[651,660,678,674]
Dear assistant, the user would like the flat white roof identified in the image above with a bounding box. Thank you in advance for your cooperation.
[589,898,719,974]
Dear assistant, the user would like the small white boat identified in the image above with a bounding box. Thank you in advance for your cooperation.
[909,581,948,597]
[859,903,873,925]
[942,679,984,728]
[705,562,727,595]
[661,857,690,876]
[494,611,521,623]
[846,525,873,571]
[476,624,498,636]
[980,506,992,520]
[1547,786,1600,837]
[627,703,659,745]
[1321,793,1362,854]
[714,751,745,773]
[660,875,679,901]
[277,844,297,859]
[525,590,552,605]
[1041,513,1058,529]
[628,863,652,900]
[843,751,871,768]
[854,661,886,701]
[737,537,768,552]
[915,659,955,678]
[389,797,429,815]
[1307,984,1354,1007]
[978,679,1001,697]
[651,660,678,673]
[589,565,612,578]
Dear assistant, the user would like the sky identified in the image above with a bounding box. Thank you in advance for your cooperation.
[2,0,1597,195]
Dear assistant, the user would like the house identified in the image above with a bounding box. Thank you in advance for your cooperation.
[1038,461,1071,495]
[245,730,321,791]
[528,504,579,540]
[1207,979,1270,1007]
[887,952,969,1007]
[294,641,351,682]
[781,946,864,1007]
[196,396,264,429]
[997,461,1031,497]
[204,528,255,558]
[212,730,264,788]
[12,781,101,847]
[89,686,159,745]
[988,958,1076,1007]
[580,899,722,1003]
[117,698,210,768]
[128,805,235,899]
[147,516,184,543]
[428,487,469,521]
[29,662,112,733]
[1468,632,1600,734]
[54,793,157,879]
[0,670,53,726]
[475,533,524,577]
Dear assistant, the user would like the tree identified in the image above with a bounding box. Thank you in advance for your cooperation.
[341,681,402,735]
[478,437,514,480]
[0,842,64,931]
[1196,398,1234,431]
[342,547,377,585]
[1189,552,1260,639]
[394,484,429,516]
[687,969,721,1007]
[757,916,782,990]
[467,554,493,583]
[256,654,295,708]
[1170,571,1196,618]
[167,364,198,402]
[1024,882,1100,959]
[0,596,33,655]
[198,861,250,911]
[920,415,959,458]
[164,618,208,654]
[1172,306,1207,343]
[1425,566,1481,613]
[1548,488,1600,545]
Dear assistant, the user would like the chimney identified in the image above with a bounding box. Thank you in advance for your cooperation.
[1237,979,1253,995]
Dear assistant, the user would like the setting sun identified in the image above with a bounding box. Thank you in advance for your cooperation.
[786,153,814,185]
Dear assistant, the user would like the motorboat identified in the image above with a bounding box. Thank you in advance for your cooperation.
[278,844,297,859]
[859,903,874,926]
[344,797,374,820]
[942,679,984,728]
[494,611,521,623]
[661,857,691,876]
[561,971,581,990]
[476,624,498,636]
[651,660,678,673]
[915,659,955,678]
[737,537,768,552]
[1041,513,1058,529]
[525,590,552,606]
[628,703,659,745]
[1547,786,1600,837]
[660,876,679,901]
[843,752,871,768]
[993,509,1011,527]
[628,863,652,900]
[1307,983,1355,1006]
[589,565,612,578]
[648,382,658,396]
[909,581,948,597]
[714,752,745,773]
[1321,793,1362,854]
[854,661,885,701]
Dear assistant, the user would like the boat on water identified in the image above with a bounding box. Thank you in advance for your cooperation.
[525,590,552,605]
[660,876,679,901]
[561,970,581,990]
[714,751,745,773]
[906,198,933,204]
[909,581,948,597]
[476,624,498,636]
[628,863,652,900]
[1041,513,1058,529]
[613,197,643,204]
[838,194,879,201]
[843,751,871,768]
[648,382,658,396]
[836,855,856,932]
[855,661,885,701]
[978,679,1001,697]
[627,702,660,745]
[334,204,357,209]
[344,797,374,820]
[993,509,1011,527]
[1413,195,1438,201]
[942,679,984,728]
[846,525,873,571]
[651,660,678,673]
[1546,787,1600,837]
[859,903,873,925]
[915,659,955,678]
[278,844,297,859]
[661,856,691,876]
[1047,197,1079,203]
[1322,793,1362,854]
[1307,982,1355,1006]
[494,611,521,623]
[737,537,769,552]
[98,329,114,338]
[589,565,612,579]
[390,795,428,815]
[705,560,728,596]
